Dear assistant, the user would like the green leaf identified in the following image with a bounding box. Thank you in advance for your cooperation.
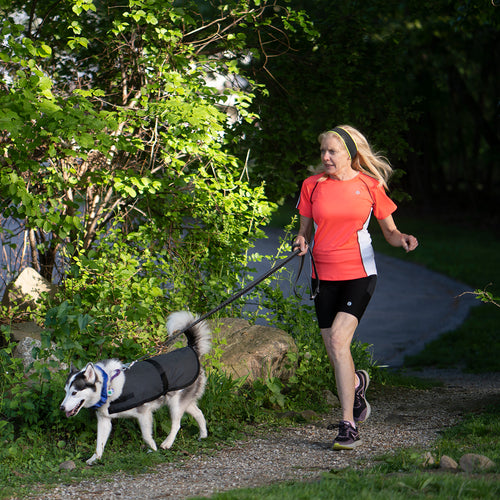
[39,99,62,114]
[38,43,52,57]
[146,13,158,25]
[78,133,95,149]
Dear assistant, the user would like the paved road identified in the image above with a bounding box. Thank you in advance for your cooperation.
[250,227,477,368]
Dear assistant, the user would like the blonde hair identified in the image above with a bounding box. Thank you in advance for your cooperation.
[315,125,393,189]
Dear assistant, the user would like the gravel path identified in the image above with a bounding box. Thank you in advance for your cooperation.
[24,369,499,500]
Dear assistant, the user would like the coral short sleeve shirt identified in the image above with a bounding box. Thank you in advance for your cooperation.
[297,172,397,280]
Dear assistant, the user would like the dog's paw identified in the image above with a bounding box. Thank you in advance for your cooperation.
[160,440,173,450]
[86,454,99,466]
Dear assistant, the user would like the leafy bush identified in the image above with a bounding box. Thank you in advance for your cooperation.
[0,344,82,442]
[0,1,313,471]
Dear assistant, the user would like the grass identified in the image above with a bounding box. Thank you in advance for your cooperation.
[438,402,500,462]
[200,472,500,499]
[0,412,247,499]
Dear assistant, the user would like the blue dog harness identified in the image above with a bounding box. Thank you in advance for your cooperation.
[92,367,110,409]
[103,347,200,414]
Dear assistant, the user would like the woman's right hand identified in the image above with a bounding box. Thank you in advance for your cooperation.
[293,235,309,256]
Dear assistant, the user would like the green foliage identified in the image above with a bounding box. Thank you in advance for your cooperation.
[252,377,287,409]
[469,286,500,309]
[201,369,258,438]
[241,0,415,201]
[57,231,171,357]
[0,344,78,441]
[0,0,310,289]
[205,473,500,499]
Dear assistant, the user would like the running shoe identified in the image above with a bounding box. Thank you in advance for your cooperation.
[332,420,361,450]
[353,369,371,423]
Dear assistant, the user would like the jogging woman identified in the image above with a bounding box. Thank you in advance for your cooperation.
[294,126,418,449]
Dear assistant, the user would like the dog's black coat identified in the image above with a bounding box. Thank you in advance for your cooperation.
[108,347,200,414]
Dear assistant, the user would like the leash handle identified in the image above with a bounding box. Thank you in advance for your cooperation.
[291,240,319,300]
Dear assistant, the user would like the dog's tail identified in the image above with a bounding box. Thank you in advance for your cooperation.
[166,311,211,356]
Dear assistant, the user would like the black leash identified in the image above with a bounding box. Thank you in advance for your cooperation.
[166,247,305,346]
[292,243,320,300]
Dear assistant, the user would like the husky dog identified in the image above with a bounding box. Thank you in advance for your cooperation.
[60,311,211,465]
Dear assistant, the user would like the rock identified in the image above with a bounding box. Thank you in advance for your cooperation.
[9,321,44,342]
[210,318,298,383]
[1,267,56,310]
[300,410,318,421]
[459,453,496,473]
[13,336,66,373]
[3,322,65,374]
[59,460,76,471]
[439,455,458,470]
[13,336,43,369]
[322,389,340,408]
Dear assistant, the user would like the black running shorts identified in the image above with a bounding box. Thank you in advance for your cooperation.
[312,275,377,328]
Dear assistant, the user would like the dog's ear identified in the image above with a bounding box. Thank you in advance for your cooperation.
[69,362,79,375]
[83,362,96,384]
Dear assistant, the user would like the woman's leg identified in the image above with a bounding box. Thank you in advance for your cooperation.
[321,311,359,424]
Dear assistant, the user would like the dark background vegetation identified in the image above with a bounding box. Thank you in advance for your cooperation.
[241,0,499,228]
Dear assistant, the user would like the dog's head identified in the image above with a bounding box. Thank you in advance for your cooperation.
[60,362,102,417]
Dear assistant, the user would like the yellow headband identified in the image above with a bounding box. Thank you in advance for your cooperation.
[330,127,358,160]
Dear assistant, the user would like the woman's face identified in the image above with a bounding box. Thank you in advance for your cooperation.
[320,134,353,180]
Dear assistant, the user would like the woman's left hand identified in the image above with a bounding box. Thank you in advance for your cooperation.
[401,234,418,252]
